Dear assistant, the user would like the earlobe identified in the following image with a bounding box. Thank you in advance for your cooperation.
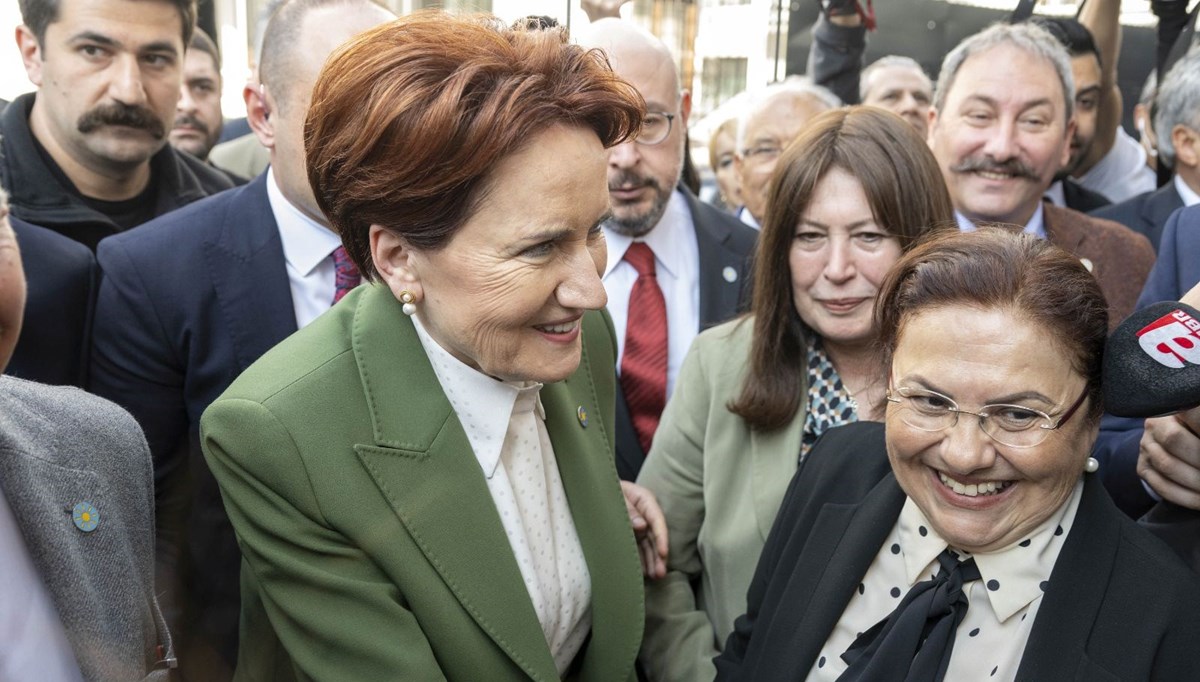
[369,225,423,303]
[16,25,43,86]
[925,108,939,145]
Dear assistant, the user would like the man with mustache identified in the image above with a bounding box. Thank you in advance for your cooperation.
[577,19,757,481]
[169,27,240,182]
[928,22,1153,329]
[1,0,233,251]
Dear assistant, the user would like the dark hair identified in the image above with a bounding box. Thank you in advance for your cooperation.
[188,26,220,70]
[258,0,389,110]
[730,106,955,430]
[306,11,644,280]
[1030,16,1101,70]
[875,228,1108,422]
[19,0,196,46]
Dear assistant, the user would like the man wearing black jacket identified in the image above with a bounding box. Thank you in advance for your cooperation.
[2,0,232,251]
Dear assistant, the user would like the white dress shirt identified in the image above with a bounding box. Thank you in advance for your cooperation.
[1076,127,1156,203]
[603,190,700,399]
[808,480,1083,682]
[0,487,83,681]
[1176,173,1200,208]
[737,206,761,230]
[266,168,344,329]
[956,203,1046,239]
[412,316,592,675]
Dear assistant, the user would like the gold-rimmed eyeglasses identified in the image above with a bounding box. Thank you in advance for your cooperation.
[885,385,1089,448]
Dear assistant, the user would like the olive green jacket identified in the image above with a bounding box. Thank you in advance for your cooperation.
[201,284,642,681]
[636,317,805,682]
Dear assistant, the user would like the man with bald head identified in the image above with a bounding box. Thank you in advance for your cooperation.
[577,19,756,481]
[89,0,396,676]
[734,80,839,228]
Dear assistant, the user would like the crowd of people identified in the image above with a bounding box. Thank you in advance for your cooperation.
[2,0,1199,679]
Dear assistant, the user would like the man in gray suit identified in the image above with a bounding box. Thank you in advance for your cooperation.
[0,187,171,679]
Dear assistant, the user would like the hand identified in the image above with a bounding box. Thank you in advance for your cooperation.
[581,0,634,22]
[620,481,668,579]
[1138,410,1200,509]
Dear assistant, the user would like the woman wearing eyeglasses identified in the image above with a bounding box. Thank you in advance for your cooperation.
[715,229,1200,681]
[636,107,955,681]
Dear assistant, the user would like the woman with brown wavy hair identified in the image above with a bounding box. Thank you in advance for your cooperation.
[637,106,955,681]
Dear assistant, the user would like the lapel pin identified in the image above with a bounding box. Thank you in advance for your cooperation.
[72,501,99,533]
[1079,257,1093,273]
[722,266,738,283]
[577,406,589,427]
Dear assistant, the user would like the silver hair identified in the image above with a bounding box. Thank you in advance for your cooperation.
[735,77,842,152]
[1154,51,1200,168]
[860,55,931,102]
[933,22,1075,123]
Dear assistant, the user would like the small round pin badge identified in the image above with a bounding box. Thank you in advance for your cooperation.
[722,266,738,283]
[72,501,99,532]
[577,405,589,427]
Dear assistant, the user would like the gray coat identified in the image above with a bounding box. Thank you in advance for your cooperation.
[0,375,173,680]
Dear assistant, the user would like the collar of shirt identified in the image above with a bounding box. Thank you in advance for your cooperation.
[603,190,689,280]
[1176,174,1200,208]
[267,167,342,277]
[1043,180,1066,208]
[897,478,1083,622]
[737,205,761,230]
[955,204,1046,240]
[410,314,544,479]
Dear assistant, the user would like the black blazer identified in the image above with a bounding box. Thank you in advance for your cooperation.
[7,217,95,387]
[613,190,757,481]
[89,172,296,676]
[1062,177,1111,213]
[1091,182,1184,252]
[716,422,1200,681]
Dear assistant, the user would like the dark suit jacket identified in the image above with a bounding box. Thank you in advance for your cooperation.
[6,217,95,387]
[1091,182,1184,252]
[715,422,1200,681]
[89,173,296,678]
[1137,204,1200,308]
[201,286,642,680]
[1062,177,1112,213]
[1044,204,1156,332]
[0,376,173,681]
[613,190,757,481]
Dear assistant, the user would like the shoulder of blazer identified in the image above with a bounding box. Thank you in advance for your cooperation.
[686,189,757,254]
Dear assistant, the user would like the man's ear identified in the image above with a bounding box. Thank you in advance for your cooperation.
[16,25,43,87]
[370,225,423,304]
[925,107,939,146]
[678,89,693,128]
[246,81,275,150]
[1172,124,1199,170]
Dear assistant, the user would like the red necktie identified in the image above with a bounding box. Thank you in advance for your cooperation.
[620,242,668,455]
[332,245,361,304]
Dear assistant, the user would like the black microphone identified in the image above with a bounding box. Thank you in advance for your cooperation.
[1104,301,1200,418]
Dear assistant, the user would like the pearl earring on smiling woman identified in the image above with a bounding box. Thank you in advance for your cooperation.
[1084,457,1099,473]
[400,290,417,316]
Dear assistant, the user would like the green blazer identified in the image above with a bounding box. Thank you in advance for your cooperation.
[635,317,805,682]
[200,284,643,681]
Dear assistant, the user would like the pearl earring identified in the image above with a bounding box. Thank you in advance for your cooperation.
[1084,457,1099,473]
[399,290,417,316]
